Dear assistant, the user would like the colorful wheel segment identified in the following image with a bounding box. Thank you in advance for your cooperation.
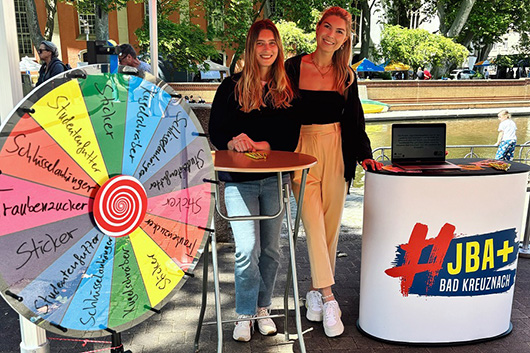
[0,65,215,337]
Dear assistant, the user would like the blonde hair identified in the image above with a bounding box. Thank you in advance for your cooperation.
[235,19,294,113]
[317,6,355,95]
[498,109,511,119]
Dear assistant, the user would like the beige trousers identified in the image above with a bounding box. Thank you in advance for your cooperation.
[292,123,348,289]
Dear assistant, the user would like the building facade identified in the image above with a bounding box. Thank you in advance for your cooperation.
[14,0,232,69]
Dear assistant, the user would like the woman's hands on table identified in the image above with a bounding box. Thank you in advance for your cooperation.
[361,159,383,171]
[228,133,270,152]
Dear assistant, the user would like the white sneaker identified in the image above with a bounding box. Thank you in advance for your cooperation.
[233,314,254,342]
[305,291,323,322]
[323,300,344,337]
[256,307,277,335]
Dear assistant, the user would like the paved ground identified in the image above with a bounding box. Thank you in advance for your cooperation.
[1,190,530,353]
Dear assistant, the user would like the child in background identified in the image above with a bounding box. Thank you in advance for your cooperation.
[494,110,517,161]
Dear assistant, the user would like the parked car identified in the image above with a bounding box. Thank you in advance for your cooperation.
[450,69,476,80]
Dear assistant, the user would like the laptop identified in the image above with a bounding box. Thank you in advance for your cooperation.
[391,123,461,171]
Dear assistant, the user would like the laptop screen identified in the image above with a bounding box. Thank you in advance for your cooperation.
[392,123,447,164]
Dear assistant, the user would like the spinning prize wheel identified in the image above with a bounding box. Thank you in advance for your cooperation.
[0,65,215,337]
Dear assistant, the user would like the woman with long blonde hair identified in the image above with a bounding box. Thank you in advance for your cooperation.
[209,19,299,342]
[285,6,382,337]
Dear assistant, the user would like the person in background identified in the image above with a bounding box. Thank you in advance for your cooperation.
[285,6,382,338]
[484,69,490,79]
[209,19,299,342]
[494,109,517,161]
[118,44,152,73]
[416,68,424,80]
[423,68,432,80]
[36,41,66,86]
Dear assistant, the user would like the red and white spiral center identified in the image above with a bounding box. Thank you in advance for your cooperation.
[93,175,147,237]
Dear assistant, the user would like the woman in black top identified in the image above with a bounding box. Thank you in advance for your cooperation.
[209,19,299,342]
[285,6,382,337]
[36,41,66,87]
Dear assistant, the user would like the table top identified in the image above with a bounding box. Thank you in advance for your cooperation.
[213,150,317,173]
[373,158,530,176]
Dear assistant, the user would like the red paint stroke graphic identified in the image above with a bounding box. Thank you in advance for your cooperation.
[93,175,147,237]
[385,223,455,296]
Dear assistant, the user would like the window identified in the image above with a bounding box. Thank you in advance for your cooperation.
[79,12,96,38]
[14,0,33,58]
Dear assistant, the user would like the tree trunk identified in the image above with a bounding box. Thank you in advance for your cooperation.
[24,0,45,50]
[478,43,493,61]
[43,0,57,41]
[445,0,477,38]
[359,0,371,59]
[460,30,474,49]
[94,5,109,41]
[229,47,244,75]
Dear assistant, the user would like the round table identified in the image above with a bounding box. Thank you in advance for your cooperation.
[196,150,316,353]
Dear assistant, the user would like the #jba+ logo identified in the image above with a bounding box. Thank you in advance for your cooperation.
[385,223,517,297]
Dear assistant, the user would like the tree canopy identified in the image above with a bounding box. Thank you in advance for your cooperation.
[275,20,316,58]
[135,15,218,73]
[378,24,469,75]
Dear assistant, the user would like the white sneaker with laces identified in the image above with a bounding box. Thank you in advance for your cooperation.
[256,307,277,335]
[233,314,254,342]
[323,300,344,337]
[305,290,323,322]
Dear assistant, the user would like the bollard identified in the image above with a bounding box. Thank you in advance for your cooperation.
[19,315,49,353]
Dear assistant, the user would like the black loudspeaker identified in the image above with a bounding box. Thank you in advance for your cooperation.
[86,40,120,64]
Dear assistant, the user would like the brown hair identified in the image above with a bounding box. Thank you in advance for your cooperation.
[317,6,355,94]
[235,19,294,112]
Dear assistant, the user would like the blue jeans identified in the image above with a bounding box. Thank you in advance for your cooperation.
[495,139,516,161]
[224,174,289,315]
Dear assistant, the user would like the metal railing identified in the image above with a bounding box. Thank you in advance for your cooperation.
[372,141,530,165]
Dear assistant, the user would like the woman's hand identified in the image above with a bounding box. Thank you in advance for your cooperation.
[361,159,383,171]
[228,133,260,152]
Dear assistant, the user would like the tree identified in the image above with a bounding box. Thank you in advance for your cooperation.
[67,0,128,41]
[438,0,530,61]
[358,0,380,59]
[378,25,468,76]
[24,0,58,50]
[380,0,437,28]
[135,16,218,73]
[270,0,355,32]
[439,0,476,38]
[205,0,360,72]
[275,20,316,58]
[204,0,266,73]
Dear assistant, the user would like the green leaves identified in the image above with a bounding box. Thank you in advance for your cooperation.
[379,25,468,74]
[275,20,316,57]
[135,16,218,73]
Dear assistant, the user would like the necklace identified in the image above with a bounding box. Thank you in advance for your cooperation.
[311,54,333,79]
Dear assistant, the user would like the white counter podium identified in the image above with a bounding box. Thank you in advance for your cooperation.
[358,159,530,344]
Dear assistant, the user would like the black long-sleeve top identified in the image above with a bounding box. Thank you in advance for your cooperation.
[36,58,66,87]
[209,73,301,182]
[285,54,373,182]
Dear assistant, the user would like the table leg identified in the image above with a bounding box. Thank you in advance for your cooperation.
[194,236,210,353]
[284,168,309,332]
[210,229,223,352]
[283,169,309,352]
